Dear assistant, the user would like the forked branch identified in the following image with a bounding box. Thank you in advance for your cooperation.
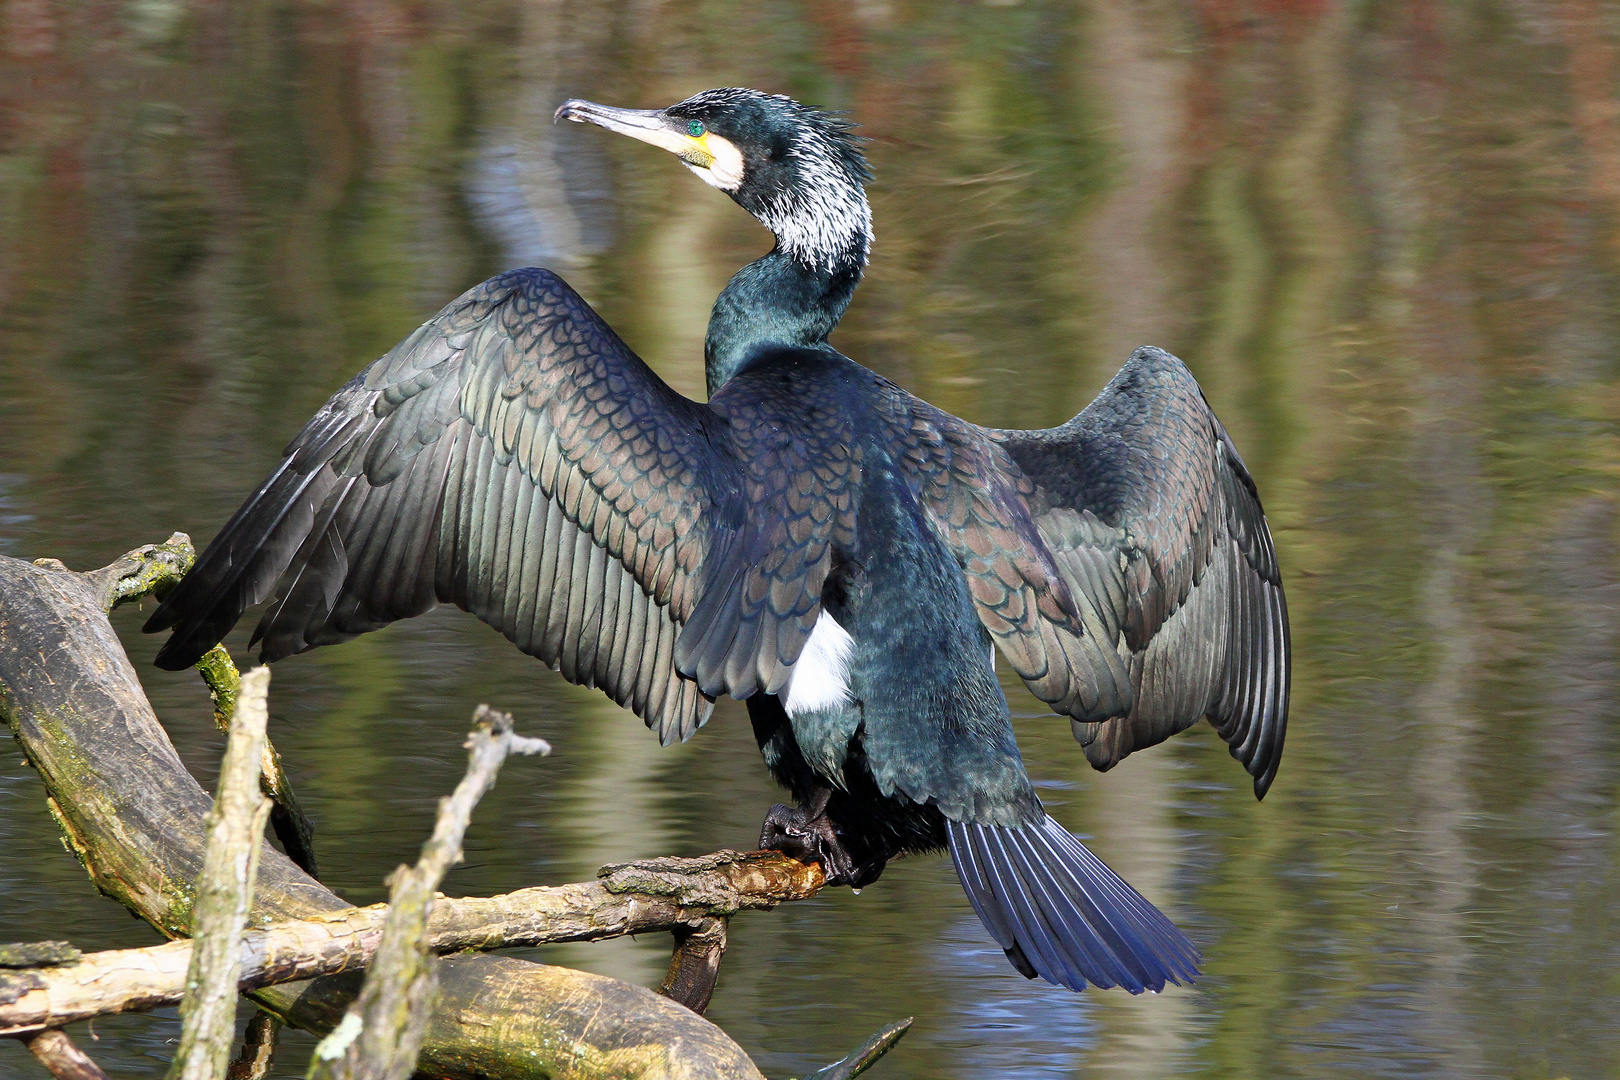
[0,849,821,1036]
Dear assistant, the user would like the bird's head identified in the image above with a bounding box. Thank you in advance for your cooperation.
[556,88,872,275]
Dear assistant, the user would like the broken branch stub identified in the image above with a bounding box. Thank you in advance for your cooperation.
[798,1018,914,1080]
[658,919,728,1015]
[22,1029,111,1080]
[225,1012,279,1080]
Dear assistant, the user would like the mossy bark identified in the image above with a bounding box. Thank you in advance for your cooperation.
[195,646,318,877]
[168,665,274,1080]
[0,550,765,1080]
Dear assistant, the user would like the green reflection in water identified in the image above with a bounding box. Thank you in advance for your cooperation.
[305,634,403,839]
[4,0,1620,1078]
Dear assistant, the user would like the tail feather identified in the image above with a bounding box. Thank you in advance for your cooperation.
[947,814,1200,993]
[949,824,1035,976]
[981,827,1087,988]
[1024,820,1191,987]
[1002,828,1140,988]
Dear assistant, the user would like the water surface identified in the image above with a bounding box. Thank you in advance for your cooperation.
[3,2,1620,1078]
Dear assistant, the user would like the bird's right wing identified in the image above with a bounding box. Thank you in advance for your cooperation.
[146,268,745,743]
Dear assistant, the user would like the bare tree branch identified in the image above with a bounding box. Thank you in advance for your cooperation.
[309,706,548,1080]
[196,646,318,878]
[167,665,274,1080]
[0,851,821,1035]
[21,1029,111,1080]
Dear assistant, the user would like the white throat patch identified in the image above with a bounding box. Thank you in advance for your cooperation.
[783,611,855,716]
[762,146,871,273]
[685,133,745,191]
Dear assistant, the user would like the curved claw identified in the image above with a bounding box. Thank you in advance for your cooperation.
[760,800,858,883]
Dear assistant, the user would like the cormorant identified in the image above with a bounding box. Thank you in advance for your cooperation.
[145,88,1288,995]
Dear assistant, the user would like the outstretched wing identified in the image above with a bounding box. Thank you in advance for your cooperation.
[877,386,1136,726]
[990,346,1290,797]
[147,268,751,743]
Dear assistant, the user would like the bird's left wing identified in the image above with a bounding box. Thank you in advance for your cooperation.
[146,268,741,743]
[876,381,1137,727]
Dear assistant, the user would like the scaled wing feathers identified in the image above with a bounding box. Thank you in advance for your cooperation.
[881,388,1137,725]
[977,347,1289,797]
[676,376,862,702]
[147,268,741,744]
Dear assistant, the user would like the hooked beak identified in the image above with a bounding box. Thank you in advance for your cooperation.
[554,98,714,168]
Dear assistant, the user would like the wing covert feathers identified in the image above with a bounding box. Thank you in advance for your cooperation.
[948,815,1200,993]
[675,380,861,702]
[878,388,1135,723]
[989,346,1290,798]
[146,267,748,742]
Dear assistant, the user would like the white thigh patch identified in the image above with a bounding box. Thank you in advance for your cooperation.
[783,611,855,717]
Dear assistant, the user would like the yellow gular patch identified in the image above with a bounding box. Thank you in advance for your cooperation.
[687,133,745,192]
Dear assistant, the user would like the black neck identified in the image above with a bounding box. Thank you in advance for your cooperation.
[704,248,865,394]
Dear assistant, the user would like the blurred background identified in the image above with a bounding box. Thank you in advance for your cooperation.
[3,0,1619,1077]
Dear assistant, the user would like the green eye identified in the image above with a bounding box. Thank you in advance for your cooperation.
[687,120,706,138]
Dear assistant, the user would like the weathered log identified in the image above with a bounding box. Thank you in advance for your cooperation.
[0,851,823,1035]
[0,543,797,1078]
[0,944,80,969]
